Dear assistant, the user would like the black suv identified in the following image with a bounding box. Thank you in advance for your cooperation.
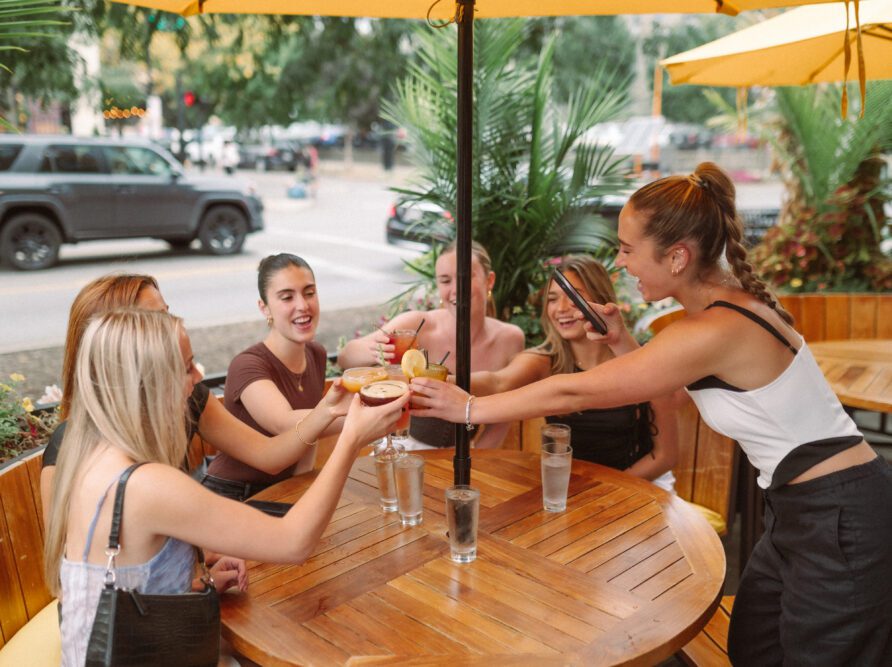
[0,136,264,270]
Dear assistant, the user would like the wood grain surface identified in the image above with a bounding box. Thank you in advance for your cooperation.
[221,450,725,666]
[810,340,892,413]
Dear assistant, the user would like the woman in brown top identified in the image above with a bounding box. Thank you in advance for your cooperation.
[203,253,343,500]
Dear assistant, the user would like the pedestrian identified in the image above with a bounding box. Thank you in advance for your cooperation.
[411,162,891,665]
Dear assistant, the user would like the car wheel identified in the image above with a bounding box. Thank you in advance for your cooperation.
[198,205,248,256]
[0,213,62,270]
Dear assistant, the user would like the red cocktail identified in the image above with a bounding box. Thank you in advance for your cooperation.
[387,329,418,364]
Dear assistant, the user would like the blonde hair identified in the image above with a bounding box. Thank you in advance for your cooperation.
[44,309,189,594]
[442,240,496,318]
[534,256,617,374]
[629,162,793,325]
[60,274,159,419]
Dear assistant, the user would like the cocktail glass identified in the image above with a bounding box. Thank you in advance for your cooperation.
[387,329,418,364]
[342,366,388,393]
[360,380,410,511]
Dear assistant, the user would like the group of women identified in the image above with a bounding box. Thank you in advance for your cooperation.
[45,161,890,666]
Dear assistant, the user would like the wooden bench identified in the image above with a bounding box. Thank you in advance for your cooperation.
[680,595,735,666]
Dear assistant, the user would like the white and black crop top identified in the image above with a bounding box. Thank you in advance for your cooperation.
[684,301,863,489]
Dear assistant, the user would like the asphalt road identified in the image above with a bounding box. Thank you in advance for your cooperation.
[0,165,422,354]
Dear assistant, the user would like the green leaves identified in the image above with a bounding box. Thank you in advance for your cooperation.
[384,19,630,323]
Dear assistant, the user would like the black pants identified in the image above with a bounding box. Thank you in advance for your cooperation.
[728,456,892,666]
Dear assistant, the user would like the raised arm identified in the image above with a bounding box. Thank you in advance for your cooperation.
[337,311,425,369]
[141,393,410,565]
[470,351,551,396]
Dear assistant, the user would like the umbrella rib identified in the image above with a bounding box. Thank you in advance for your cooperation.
[806,32,857,83]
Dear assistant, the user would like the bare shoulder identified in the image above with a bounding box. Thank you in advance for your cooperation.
[386,309,427,330]
[487,317,525,348]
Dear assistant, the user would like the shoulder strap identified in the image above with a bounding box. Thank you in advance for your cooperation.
[707,300,798,355]
[106,462,147,551]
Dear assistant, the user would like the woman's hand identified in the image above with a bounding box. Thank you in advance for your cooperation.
[319,378,351,419]
[408,377,469,424]
[579,301,638,353]
[195,556,248,594]
[339,392,411,451]
[365,333,394,365]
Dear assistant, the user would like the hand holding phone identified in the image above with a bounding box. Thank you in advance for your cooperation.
[552,268,608,335]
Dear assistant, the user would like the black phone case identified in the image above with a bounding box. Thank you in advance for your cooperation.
[245,500,293,517]
[552,268,608,335]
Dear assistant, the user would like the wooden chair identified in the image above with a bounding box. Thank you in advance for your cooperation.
[679,595,735,666]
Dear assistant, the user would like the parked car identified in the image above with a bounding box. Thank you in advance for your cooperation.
[385,200,454,248]
[256,140,307,172]
[0,135,264,270]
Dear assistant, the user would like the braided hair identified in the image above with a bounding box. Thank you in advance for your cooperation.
[628,162,793,325]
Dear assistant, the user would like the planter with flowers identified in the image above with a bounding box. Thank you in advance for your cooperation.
[0,373,59,466]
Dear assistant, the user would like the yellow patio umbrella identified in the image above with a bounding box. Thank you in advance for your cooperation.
[662,0,889,114]
[109,0,851,484]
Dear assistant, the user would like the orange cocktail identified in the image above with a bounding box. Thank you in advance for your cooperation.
[342,366,388,393]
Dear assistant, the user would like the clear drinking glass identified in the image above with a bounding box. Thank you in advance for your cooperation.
[395,454,425,526]
[540,422,571,447]
[445,485,480,563]
[541,441,572,512]
[361,380,409,512]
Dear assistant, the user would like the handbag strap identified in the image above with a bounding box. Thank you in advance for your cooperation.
[103,461,212,588]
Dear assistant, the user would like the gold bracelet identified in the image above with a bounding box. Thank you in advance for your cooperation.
[295,419,318,447]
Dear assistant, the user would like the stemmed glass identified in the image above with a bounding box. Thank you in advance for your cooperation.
[359,380,410,512]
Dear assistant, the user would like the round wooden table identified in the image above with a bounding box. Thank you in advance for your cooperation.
[221,450,725,666]
[810,340,892,413]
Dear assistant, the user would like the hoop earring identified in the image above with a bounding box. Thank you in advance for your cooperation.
[266,316,273,327]
[487,289,492,298]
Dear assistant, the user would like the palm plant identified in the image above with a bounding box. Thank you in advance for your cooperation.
[718,83,892,292]
[382,19,630,323]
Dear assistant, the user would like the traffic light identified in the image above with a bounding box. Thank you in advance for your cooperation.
[183,91,196,108]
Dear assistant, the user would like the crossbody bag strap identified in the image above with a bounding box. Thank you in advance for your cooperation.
[102,462,147,585]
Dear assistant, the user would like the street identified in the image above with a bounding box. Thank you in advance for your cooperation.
[0,166,422,354]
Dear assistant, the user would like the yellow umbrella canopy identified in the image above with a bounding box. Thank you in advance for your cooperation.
[115,0,846,18]
[662,0,892,85]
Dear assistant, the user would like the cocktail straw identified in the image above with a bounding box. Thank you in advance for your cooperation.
[410,318,426,346]
[437,351,450,365]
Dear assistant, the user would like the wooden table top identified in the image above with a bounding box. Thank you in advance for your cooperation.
[810,339,892,413]
[221,449,725,666]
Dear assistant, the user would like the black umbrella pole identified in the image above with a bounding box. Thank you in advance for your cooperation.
[454,0,474,487]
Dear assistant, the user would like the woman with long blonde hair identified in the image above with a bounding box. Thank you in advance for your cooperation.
[469,255,677,489]
[46,309,404,666]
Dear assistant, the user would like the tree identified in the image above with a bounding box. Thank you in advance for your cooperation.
[383,19,629,324]
[748,83,892,291]
[0,0,77,130]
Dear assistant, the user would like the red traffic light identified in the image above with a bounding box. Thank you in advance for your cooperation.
[183,90,196,107]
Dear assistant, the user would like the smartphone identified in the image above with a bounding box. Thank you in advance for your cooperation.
[245,500,293,517]
[552,268,608,335]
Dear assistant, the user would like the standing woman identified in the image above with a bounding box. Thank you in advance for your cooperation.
[45,309,405,666]
[338,240,525,449]
[469,255,677,491]
[203,254,338,499]
[41,273,345,517]
[412,163,891,665]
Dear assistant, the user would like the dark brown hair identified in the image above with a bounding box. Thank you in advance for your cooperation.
[257,253,314,304]
[629,162,792,325]
[60,274,159,419]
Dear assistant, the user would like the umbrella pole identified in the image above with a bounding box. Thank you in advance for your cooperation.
[454,0,474,487]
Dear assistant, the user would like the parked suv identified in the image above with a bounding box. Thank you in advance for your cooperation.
[0,135,264,270]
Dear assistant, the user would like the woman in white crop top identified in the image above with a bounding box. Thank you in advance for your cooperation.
[412,162,891,665]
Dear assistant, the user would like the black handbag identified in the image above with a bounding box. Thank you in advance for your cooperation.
[85,462,220,667]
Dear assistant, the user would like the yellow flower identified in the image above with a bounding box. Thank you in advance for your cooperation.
[0,383,10,392]
[790,278,803,288]
[21,397,34,413]
[9,373,25,382]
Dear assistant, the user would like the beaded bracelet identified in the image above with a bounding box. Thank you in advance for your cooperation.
[295,419,318,447]
[465,395,476,432]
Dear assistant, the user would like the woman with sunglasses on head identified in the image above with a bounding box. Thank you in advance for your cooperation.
[412,162,891,666]
[468,255,677,490]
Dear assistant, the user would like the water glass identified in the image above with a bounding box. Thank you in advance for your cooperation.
[541,442,572,512]
[395,454,425,526]
[445,485,480,563]
[541,422,571,447]
[374,442,403,512]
